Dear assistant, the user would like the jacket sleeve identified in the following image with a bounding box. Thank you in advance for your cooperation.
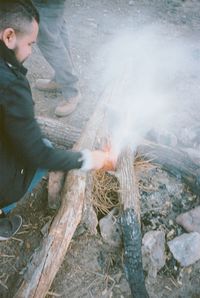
[2,78,83,171]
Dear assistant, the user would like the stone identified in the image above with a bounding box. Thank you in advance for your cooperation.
[168,232,200,267]
[142,230,166,279]
[176,206,200,233]
[99,208,121,247]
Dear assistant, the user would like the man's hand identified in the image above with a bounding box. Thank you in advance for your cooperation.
[91,149,117,171]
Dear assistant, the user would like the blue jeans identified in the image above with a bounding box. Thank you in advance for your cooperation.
[2,139,51,214]
[2,168,48,214]
[33,0,79,99]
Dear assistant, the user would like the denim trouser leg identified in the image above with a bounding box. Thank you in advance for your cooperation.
[36,3,79,99]
[26,168,48,193]
[2,168,48,214]
[26,139,52,194]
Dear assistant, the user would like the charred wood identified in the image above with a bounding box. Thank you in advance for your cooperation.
[119,209,149,298]
[117,148,149,297]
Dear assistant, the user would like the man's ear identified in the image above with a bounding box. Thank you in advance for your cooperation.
[2,28,17,49]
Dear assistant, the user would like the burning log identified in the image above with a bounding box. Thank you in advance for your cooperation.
[118,148,149,298]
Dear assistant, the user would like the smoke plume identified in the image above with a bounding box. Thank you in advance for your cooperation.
[95,25,198,155]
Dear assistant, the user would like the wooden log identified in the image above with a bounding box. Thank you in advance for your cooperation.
[15,86,116,298]
[36,116,81,148]
[36,116,200,195]
[36,115,200,210]
[117,148,149,297]
[36,116,80,207]
[48,171,65,209]
[117,148,140,213]
[31,108,200,298]
[138,141,200,194]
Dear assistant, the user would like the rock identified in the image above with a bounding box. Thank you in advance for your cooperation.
[99,208,121,247]
[40,220,51,236]
[176,206,200,233]
[168,232,200,267]
[142,230,166,279]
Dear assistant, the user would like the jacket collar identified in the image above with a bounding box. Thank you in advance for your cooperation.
[0,40,27,75]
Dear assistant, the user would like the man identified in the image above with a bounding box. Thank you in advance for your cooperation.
[0,0,115,240]
[33,0,80,117]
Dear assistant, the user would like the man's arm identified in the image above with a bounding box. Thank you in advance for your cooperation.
[3,78,83,171]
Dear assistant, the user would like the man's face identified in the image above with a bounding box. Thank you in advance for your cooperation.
[14,20,39,63]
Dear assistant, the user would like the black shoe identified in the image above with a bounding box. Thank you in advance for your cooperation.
[0,215,22,241]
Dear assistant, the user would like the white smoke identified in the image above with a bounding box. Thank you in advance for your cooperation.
[95,25,197,155]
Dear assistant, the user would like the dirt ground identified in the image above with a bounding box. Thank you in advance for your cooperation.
[1,0,200,297]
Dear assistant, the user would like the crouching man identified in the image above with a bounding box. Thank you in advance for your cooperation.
[0,0,115,240]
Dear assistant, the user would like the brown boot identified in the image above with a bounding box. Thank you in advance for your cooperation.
[35,79,61,92]
[55,95,80,117]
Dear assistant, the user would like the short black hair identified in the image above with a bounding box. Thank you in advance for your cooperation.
[0,0,39,33]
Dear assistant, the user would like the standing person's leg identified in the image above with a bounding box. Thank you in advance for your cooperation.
[35,2,80,116]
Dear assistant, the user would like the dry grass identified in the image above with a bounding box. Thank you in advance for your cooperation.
[92,155,156,215]
[92,170,120,215]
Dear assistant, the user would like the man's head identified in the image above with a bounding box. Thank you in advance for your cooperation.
[0,0,39,63]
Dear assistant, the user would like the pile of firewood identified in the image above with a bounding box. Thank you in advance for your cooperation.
[15,86,200,298]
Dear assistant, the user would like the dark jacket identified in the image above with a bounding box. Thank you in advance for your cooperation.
[0,41,82,208]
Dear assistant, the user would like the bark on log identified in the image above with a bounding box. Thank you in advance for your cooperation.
[15,87,116,298]
[48,171,65,209]
[36,117,200,195]
[118,148,149,297]
[36,116,80,206]
[138,141,200,195]
[118,148,140,213]
[36,116,81,148]
[23,108,200,298]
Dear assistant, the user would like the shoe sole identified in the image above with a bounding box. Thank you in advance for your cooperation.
[0,215,22,241]
[35,86,62,92]
[54,100,79,117]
